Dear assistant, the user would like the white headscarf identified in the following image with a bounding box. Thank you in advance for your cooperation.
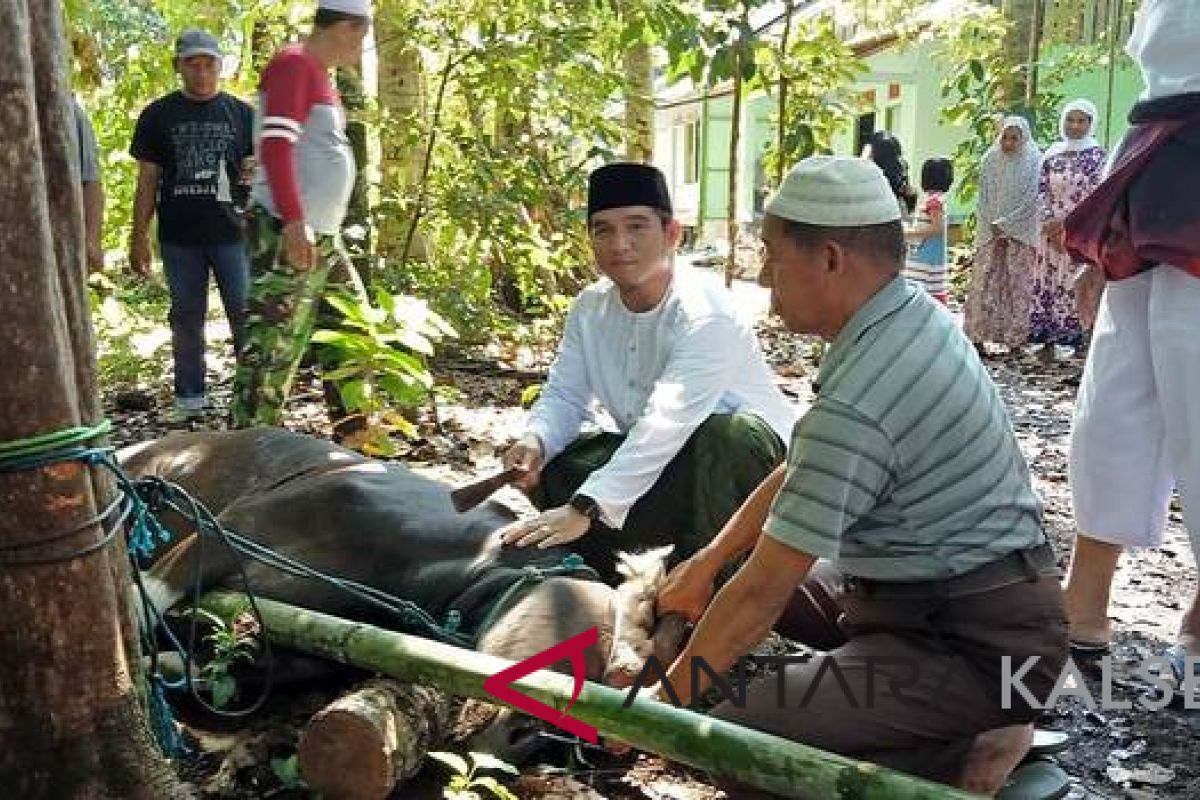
[1043,98,1101,158]
[1126,0,1200,101]
[977,115,1042,249]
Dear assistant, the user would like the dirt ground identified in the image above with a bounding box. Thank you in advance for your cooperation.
[106,278,1198,799]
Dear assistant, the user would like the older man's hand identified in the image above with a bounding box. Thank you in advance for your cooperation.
[498,504,591,549]
[657,551,720,623]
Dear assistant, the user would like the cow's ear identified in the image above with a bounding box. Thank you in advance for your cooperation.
[614,545,675,586]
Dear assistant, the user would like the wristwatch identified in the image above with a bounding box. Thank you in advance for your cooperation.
[568,493,602,523]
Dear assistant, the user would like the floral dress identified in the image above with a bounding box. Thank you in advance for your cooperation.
[1030,146,1107,344]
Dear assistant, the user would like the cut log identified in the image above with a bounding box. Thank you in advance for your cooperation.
[201,591,980,800]
[298,680,449,800]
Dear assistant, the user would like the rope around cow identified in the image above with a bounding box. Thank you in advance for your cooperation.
[0,422,598,757]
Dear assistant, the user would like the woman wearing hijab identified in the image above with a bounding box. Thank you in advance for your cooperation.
[863,130,918,215]
[1031,99,1108,353]
[964,116,1043,353]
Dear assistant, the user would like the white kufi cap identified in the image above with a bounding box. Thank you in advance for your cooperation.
[765,155,902,227]
[318,0,372,17]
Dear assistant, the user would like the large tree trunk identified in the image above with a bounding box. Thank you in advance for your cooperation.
[0,1,188,796]
[623,40,655,163]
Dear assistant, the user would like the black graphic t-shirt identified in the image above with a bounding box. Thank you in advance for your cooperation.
[130,90,255,245]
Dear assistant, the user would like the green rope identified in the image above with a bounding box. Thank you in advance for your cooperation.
[0,421,113,466]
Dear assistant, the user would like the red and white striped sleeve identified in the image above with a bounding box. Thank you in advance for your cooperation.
[258,48,315,225]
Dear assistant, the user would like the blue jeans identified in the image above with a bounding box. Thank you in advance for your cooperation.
[159,240,249,403]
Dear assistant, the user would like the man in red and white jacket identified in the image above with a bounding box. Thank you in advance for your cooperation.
[231,0,370,428]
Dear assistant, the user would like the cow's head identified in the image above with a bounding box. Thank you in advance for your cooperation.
[460,546,687,763]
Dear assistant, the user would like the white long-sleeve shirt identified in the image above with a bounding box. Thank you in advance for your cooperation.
[526,270,797,527]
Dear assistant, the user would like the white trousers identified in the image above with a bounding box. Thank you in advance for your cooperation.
[1069,266,1200,555]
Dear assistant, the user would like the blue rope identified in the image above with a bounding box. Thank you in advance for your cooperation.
[0,425,184,757]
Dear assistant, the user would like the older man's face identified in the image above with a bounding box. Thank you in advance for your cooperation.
[759,214,834,336]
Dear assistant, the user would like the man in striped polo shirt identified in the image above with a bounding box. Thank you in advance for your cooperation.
[657,157,1068,793]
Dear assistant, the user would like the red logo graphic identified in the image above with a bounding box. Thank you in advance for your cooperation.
[482,626,599,743]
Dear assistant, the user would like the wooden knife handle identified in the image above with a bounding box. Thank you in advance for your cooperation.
[449,466,522,512]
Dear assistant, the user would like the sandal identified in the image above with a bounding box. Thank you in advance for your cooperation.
[996,757,1071,800]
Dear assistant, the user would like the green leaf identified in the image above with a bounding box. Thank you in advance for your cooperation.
[519,383,542,409]
[211,674,236,709]
[430,751,471,777]
[270,754,304,789]
[338,379,369,413]
[468,753,519,776]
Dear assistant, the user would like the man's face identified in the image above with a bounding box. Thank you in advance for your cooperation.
[330,20,370,66]
[588,206,677,293]
[177,55,220,99]
[1064,110,1092,141]
[758,214,833,336]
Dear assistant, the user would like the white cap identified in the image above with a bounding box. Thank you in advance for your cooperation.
[765,156,902,227]
[318,0,372,17]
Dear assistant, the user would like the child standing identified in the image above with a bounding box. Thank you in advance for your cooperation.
[904,158,954,303]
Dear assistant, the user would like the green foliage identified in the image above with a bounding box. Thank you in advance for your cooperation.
[313,271,456,453]
[270,754,305,790]
[185,608,261,710]
[429,751,519,800]
[760,14,865,182]
[931,7,1014,213]
[87,274,172,389]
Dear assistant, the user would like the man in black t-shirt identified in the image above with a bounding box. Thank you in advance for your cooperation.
[129,29,255,423]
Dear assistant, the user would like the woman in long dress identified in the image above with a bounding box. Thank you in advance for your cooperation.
[1031,99,1108,351]
[964,116,1043,352]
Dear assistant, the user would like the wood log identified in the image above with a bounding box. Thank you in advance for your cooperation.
[298,680,449,800]
[201,591,980,800]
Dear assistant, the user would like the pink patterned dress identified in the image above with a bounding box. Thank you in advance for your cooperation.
[1030,146,1107,343]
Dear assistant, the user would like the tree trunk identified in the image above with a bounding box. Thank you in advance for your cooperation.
[202,591,977,800]
[0,1,188,796]
[298,680,450,800]
[337,64,374,284]
[725,40,745,287]
[375,15,427,264]
[623,40,655,163]
[774,0,795,188]
[1001,0,1040,114]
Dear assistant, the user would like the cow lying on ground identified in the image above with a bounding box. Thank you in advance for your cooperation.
[119,427,680,761]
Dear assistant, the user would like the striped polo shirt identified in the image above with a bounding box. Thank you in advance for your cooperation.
[765,277,1044,580]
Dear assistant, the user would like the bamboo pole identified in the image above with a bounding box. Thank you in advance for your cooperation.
[200,591,980,800]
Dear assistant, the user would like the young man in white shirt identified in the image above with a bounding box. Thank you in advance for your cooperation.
[498,163,796,580]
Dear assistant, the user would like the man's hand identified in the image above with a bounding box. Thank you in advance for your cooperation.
[502,433,544,493]
[658,551,721,623]
[498,505,591,549]
[282,220,316,272]
[128,234,152,277]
